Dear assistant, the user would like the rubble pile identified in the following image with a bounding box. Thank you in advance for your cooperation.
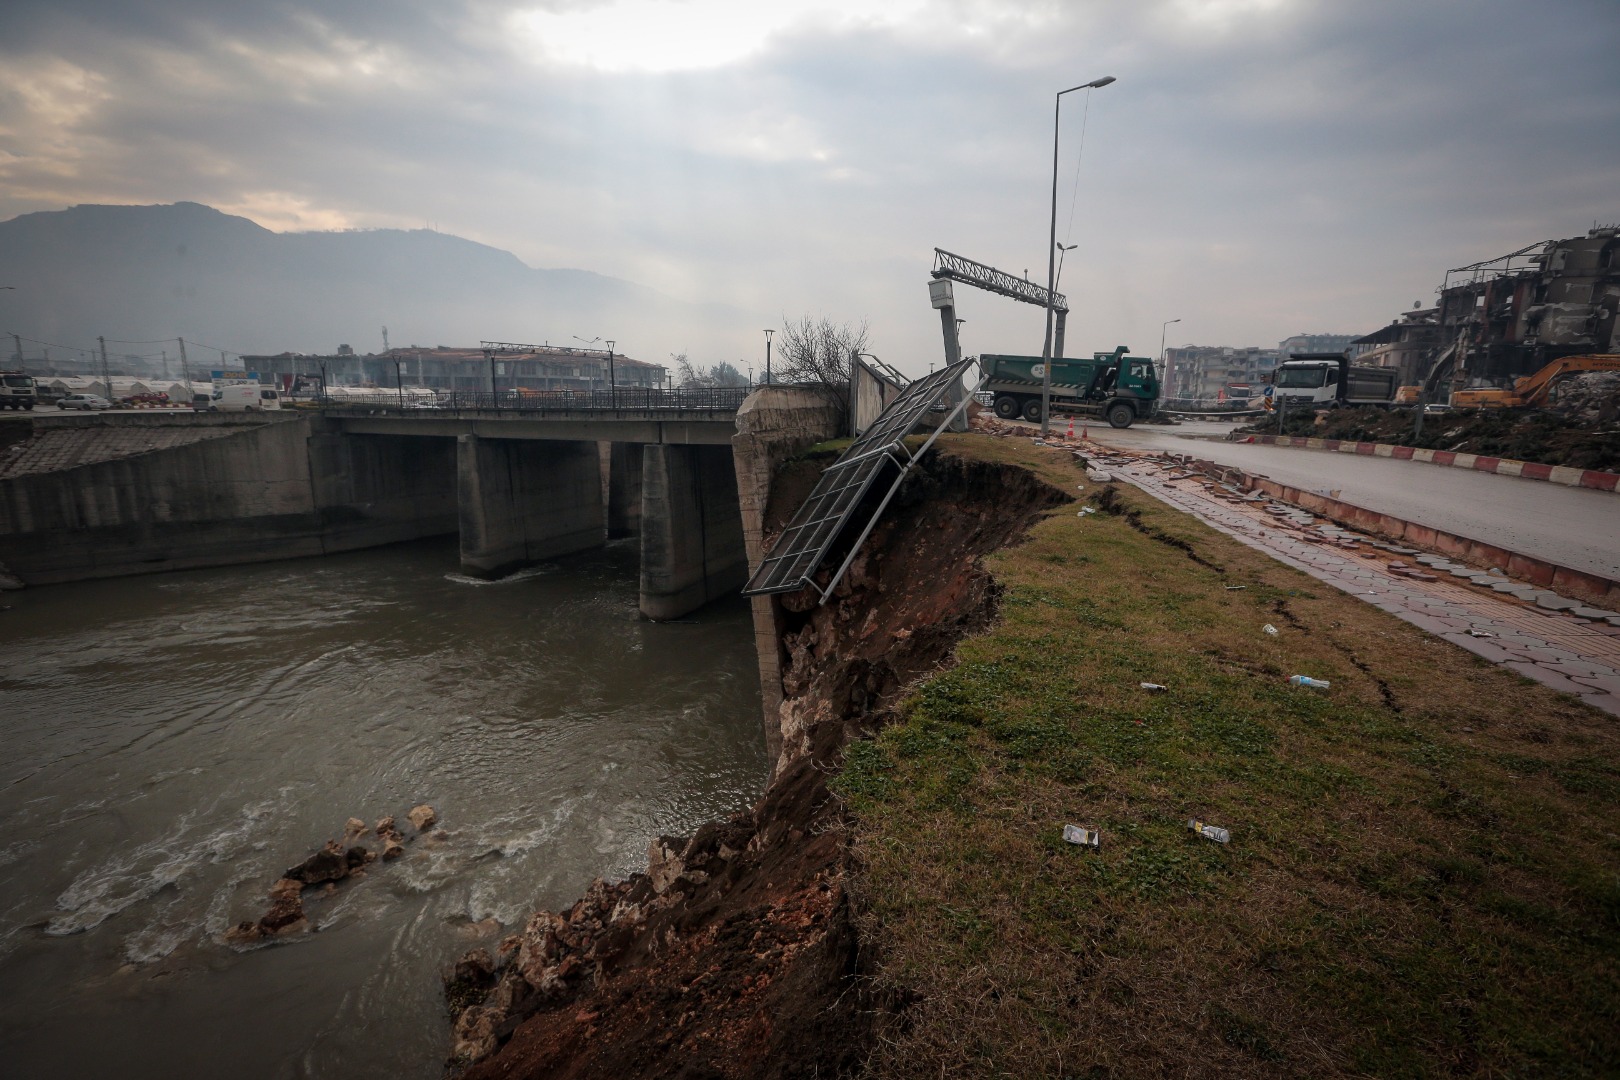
[1548,371,1620,425]
[225,804,440,944]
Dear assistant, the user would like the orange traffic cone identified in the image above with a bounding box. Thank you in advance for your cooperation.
[1066,417,1075,440]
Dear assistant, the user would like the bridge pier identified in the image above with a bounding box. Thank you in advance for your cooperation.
[638,444,745,620]
[607,442,644,539]
[456,434,603,578]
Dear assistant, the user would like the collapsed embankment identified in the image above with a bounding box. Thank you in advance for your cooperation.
[444,449,1069,1078]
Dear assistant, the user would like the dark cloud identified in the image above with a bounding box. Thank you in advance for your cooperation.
[1,0,1615,369]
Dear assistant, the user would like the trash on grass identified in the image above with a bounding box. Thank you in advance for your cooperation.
[1139,682,1168,692]
[1187,819,1231,844]
[1288,675,1331,689]
[1062,824,1101,849]
[1263,624,1279,636]
[1467,628,1496,638]
[1077,506,1097,516]
[1224,586,1247,591]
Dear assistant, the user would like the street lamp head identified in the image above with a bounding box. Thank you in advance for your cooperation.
[1085,76,1117,89]
[1056,241,1078,252]
[763,329,773,340]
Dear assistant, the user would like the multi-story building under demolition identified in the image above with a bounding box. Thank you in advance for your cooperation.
[1356,226,1620,393]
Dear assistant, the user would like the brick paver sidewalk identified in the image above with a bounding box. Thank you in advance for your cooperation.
[1095,450,1620,718]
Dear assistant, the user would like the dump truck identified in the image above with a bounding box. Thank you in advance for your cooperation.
[0,370,36,410]
[1449,354,1620,409]
[983,346,1159,428]
[1271,353,1398,409]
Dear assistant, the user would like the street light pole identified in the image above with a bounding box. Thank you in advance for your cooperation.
[1159,317,1181,392]
[1041,74,1115,437]
[605,340,616,402]
[763,329,774,385]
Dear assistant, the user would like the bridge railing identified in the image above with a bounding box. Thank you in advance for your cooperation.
[291,386,751,413]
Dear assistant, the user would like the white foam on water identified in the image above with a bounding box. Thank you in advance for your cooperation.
[45,800,273,937]
[442,564,557,587]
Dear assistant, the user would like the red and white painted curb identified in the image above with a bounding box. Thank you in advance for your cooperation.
[1240,434,1620,494]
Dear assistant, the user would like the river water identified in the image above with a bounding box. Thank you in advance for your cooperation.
[0,538,766,1077]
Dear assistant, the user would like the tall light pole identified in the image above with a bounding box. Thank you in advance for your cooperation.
[605,340,616,400]
[1041,74,1115,436]
[1159,317,1181,392]
[763,329,774,385]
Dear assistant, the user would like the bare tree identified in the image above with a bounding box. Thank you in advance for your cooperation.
[774,315,869,414]
[673,353,749,388]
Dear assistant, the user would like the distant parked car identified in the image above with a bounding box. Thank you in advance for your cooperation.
[57,393,113,410]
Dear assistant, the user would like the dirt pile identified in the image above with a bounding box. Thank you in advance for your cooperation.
[1243,404,1620,471]
[444,449,1068,1079]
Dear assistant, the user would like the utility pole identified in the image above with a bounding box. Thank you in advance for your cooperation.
[98,336,111,400]
[606,340,616,401]
[11,333,22,367]
[382,326,390,354]
[161,349,169,379]
[178,337,194,394]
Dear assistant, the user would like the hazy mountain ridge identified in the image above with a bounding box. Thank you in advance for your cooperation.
[0,202,715,360]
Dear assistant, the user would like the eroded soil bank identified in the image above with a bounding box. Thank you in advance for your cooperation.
[444,449,1068,1077]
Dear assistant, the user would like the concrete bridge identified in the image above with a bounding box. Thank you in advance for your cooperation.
[0,388,842,620]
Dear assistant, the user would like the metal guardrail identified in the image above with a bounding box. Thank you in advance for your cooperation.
[291,387,750,413]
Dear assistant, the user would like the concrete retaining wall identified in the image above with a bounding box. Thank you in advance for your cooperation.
[730,387,845,765]
[0,415,457,584]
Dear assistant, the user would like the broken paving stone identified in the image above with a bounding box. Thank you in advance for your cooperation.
[1534,593,1578,612]
[1572,606,1619,620]
[1085,469,1114,483]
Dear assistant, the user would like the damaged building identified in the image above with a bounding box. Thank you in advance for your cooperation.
[1356,226,1620,393]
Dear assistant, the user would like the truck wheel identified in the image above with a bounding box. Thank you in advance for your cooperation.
[1107,402,1135,429]
[994,395,1021,420]
[1021,398,1043,424]
[23,403,33,411]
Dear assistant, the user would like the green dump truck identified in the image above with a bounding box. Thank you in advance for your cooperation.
[983,347,1158,428]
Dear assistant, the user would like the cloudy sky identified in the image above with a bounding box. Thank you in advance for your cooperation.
[1,0,1616,374]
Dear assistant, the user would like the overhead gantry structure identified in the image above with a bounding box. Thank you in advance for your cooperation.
[928,248,1071,363]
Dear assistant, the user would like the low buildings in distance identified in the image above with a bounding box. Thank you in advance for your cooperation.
[240,343,668,395]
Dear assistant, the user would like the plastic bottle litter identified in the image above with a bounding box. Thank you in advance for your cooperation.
[1139,682,1168,692]
[1186,818,1230,844]
[1288,675,1331,689]
[1077,506,1097,516]
[1224,585,1247,591]
[1262,624,1279,636]
[1062,824,1100,849]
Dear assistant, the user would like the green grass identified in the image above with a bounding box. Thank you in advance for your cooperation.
[836,435,1620,1078]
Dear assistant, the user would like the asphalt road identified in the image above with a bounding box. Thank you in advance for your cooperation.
[1081,420,1620,581]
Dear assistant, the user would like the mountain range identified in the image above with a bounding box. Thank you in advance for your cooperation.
[0,202,727,365]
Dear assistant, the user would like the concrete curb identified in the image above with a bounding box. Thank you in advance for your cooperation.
[1238,434,1620,494]
[1190,458,1620,608]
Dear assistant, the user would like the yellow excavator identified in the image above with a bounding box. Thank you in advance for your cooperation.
[1450,354,1620,409]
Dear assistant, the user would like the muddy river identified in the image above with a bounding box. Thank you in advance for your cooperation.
[0,538,766,1077]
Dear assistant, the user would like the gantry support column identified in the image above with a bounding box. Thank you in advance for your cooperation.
[456,434,603,578]
[639,443,745,620]
[607,442,644,539]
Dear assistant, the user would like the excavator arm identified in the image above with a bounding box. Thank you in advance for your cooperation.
[1509,354,1620,407]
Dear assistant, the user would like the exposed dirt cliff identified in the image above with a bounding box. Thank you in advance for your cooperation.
[444,448,1068,1078]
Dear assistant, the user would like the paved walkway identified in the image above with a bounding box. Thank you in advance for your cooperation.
[1090,447,1620,718]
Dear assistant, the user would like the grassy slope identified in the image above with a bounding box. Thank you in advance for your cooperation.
[837,435,1620,1079]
